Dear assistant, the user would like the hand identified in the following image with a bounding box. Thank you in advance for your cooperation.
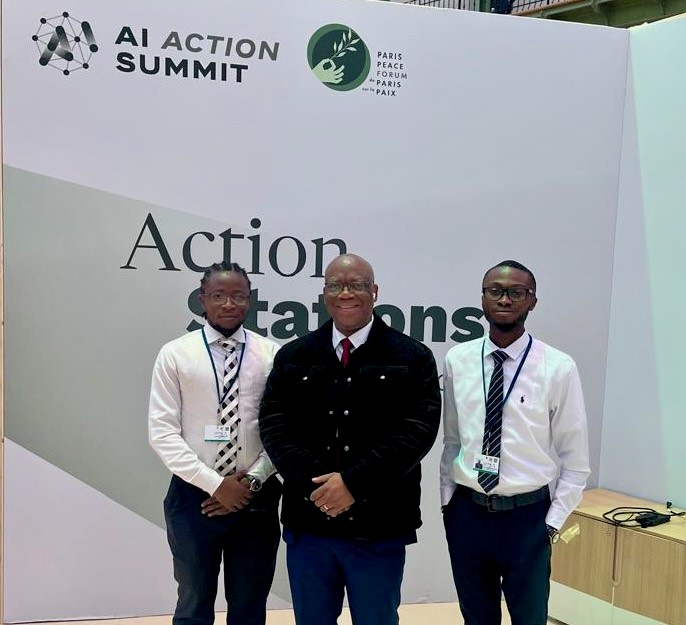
[312,59,345,84]
[212,472,253,512]
[310,472,355,517]
[200,496,231,517]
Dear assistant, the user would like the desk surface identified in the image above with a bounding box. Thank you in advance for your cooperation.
[575,488,686,545]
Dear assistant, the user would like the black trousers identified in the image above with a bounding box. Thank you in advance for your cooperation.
[443,489,551,625]
[164,475,281,625]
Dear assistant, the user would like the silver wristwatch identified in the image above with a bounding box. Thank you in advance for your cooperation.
[246,475,262,492]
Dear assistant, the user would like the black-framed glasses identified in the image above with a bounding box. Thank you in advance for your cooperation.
[482,287,534,302]
[203,292,250,306]
[324,282,372,296]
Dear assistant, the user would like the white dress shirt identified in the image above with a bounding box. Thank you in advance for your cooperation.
[440,332,590,529]
[331,318,374,360]
[149,324,280,496]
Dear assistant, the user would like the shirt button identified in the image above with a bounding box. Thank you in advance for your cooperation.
[304,496,309,501]
[343,410,349,416]
[329,411,334,415]
[302,376,308,381]
[349,517,354,521]
[380,375,386,380]
[238,447,242,451]
[326,446,331,451]
[347,377,352,382]
[343,445,350,452]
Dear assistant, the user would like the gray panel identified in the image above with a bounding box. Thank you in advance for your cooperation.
[4,165,225,529]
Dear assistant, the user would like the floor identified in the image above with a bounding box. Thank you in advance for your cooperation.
[48,605,562,625]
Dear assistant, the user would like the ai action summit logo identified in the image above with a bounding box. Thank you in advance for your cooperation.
[307,24,370,92]
[32,12,98,76]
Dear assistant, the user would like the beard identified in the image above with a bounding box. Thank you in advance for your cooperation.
[208,319,242,337]
[490,320,519,333]
[485,309,530,333]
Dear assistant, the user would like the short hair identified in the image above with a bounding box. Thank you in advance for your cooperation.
[200,261,251,292]
[483,260,536,291]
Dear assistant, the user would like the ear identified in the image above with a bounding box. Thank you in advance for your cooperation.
[198,291,208,316]
[372,285,379,301]
[529,295,538,312]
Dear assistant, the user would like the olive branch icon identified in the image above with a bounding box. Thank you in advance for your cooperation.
[331,29,359,59]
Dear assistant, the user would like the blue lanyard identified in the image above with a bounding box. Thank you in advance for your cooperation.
[481,334,533,410]
[201,327,247,408]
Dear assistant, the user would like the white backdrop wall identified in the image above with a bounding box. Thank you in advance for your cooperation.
[601,15,686,508]
[2,0,630,620]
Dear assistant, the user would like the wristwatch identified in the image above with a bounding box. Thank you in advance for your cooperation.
[246,475,262,492]
[547,524,560,545]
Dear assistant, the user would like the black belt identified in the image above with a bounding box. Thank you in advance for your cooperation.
[454,484,549,512]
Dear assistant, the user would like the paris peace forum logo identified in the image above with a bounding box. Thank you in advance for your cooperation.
[307,24,370,92]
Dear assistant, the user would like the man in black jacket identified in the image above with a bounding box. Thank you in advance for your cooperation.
[259,253,441,625]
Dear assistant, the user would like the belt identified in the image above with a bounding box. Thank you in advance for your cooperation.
[454,484,549,512]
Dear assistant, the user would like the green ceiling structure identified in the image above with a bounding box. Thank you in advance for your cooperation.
[406,0,686,27]
[516,0,686,27]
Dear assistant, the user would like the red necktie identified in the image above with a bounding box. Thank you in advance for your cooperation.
[341,338,352,367]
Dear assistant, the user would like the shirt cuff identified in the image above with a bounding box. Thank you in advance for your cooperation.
[192,466,224,496]
[247,455,276,484]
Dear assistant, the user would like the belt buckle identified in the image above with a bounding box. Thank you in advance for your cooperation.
[486,495,501,512]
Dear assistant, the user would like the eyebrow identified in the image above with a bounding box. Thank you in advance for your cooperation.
[482,283,532,289]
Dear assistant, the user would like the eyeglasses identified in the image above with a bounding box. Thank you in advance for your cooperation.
[324,282,372,296]
[482,287,534,302]
[203,292,250,306]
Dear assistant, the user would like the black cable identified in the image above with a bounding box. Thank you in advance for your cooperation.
[603,502,684,528]
[602,506,655,527]
[666,501,686,517]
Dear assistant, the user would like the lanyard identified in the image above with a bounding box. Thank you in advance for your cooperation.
[201,327,247,408]
[481,334,533,410]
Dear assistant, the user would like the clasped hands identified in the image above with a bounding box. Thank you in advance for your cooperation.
[201,471,252,517]
[310,472,355,517]
[200,471,355,518]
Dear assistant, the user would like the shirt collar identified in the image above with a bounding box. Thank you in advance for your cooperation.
[204,324,246,345]
[332,317,374,351]
[484,331,531,362]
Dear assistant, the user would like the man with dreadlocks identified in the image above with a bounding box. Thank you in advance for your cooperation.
[149,261,281,625]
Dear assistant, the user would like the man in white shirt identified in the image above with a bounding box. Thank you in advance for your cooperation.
[440,260,590,625]
[149,262,281,625]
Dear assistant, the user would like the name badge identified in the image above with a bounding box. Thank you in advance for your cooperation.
[474,454,500,475]
[205,424,231,442]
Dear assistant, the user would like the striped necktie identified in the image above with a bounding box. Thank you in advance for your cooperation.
[478,349,508,493]
[215,338,240,476]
